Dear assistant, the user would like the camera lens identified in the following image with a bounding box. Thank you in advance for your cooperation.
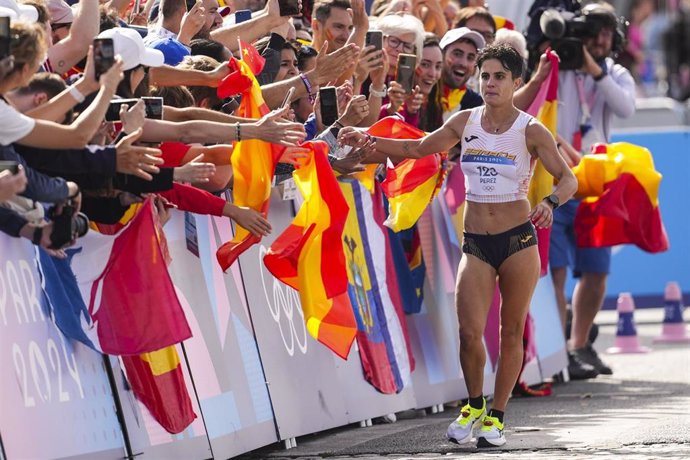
[73,212,90,238]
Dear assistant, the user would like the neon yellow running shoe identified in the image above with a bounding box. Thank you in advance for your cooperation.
[446,400,486,444]
[477,414,506,447]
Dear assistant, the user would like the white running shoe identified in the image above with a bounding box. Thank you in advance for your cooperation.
[446,400,486,444]
[476,414,506,447]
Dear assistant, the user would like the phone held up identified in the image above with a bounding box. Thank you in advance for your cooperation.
[278,0,301,17]
[395,53,416,94]
[365,30,383,52]
[0,160,20,175]
[234,9,251,23]
[0,16,10,60]
[93,38,115,79]
[319,86,338,127]
[105,97,164,122]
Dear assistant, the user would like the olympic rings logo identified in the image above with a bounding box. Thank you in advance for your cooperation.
[483,185,495,192]
[259,245,308,356]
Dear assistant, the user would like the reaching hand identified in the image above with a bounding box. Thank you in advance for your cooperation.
[178,1,206,45]
[229,205,272,237]
[355,46,385,85]
[405,85,424,114]
[313,42,360,85]
[99,56,125,91]
[332,137,376,175]
[0,167,28,202]
[337,126,368,148]
[336,80,353,115]
[338,95,369,126]
[532,51,555,84]
[116,128,164,180]
[174,154,216,183]
[387,81,406,114]
[348,0,368,29]
[278,146,310,166]
[119,100,146,134]
[256,106,307,146]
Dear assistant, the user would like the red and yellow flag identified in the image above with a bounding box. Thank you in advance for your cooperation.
[573,142,669,253]
[216,58,283,271]
[264,141,356,359]
[526,50,559,275]
[373,118,446,232]
[121,345,197,434]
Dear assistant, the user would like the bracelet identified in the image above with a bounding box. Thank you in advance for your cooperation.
[334,119,344,129]
[299,73,315,104]
[235,122,241,142]
[69,85,85,103]
[369,85,387,98]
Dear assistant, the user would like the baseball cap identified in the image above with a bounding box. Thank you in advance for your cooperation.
[97,27,165,71]
[0,0,39,22]
[47,0,74,24]
[440,27,486,51]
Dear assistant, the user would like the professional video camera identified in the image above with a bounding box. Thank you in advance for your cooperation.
[47,202,89,249]
[538,3,626,70]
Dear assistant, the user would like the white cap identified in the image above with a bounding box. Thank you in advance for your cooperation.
[97,27,164,71]
[0,0,39,22]
[440,27,485,52]
[47,0,74,24]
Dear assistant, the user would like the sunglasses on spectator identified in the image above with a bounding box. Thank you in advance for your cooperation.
[385,35,415,54]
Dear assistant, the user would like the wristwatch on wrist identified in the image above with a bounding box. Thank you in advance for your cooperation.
[544,194,560,210]
[370,85,387,98]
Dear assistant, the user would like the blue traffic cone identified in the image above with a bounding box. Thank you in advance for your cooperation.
[607,293,651,354]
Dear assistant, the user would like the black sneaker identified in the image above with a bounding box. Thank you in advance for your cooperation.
[574,344,613,375]
[567,351,599,380]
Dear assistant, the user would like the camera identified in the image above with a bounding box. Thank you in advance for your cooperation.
[47,203,89,249]
[538,4,626,71]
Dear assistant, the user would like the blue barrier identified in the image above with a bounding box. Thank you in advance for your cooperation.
[565,129,690,308]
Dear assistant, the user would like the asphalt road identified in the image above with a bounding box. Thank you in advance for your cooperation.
[239,309,690,460]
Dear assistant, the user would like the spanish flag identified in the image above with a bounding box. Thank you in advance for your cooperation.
[525,50,559,276]
[573,142,669,253]
[264,141,357,359]
[373,117,446,232]
[121,345,197,434]
[216,58,282,271]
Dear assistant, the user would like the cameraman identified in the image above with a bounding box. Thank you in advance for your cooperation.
[547,2,636,380]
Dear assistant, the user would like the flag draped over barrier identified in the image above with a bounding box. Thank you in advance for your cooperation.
[573,142,669,253]
[216,57,282,271]
[120,346,197,434]
[71,199,191,355]
[264,142,357,359]
[526,50,559,276]
[373,118,446,232]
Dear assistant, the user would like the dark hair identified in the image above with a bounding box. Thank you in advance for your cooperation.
[16,72,73,123]
[295,42,318,71]
[254,35,299,56]
[454,6,496,32]
[190,38,229,62]
[419,34,443,132]
[151,85,195,108]
[477,44,524,79]
[21,0,49,24]
[313,0,351,24]
[116,67,151,98]
[160,0,187,19]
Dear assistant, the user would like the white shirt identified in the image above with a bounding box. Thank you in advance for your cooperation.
[0,98,36,146]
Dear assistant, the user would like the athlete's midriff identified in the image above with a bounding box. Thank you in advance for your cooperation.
[463,199,532,235]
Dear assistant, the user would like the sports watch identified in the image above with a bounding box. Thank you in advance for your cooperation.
[544,194,560,210]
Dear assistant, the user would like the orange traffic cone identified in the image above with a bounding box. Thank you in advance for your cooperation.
[606,293,651,354]
[654,282,690,344]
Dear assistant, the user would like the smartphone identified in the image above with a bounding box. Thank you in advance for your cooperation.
[142,96,164,120]
[0,160,20,175]
[319,86,338,127]
[278,0,301,16]
[93,38,115,79]
[396,53,416,94]
[220,96,240,114]
[281,86,295,109]
[0,16,10,60]
[105,98,139,122]
[365,30,383,52]
[234,9,251,23]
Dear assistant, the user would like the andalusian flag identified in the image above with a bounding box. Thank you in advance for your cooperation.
[373,117,446,232]
[573,142,669,253]
[216,58,282,271]
[526,50,559,276]
[263,142,357,359]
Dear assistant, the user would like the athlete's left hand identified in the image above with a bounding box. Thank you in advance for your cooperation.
[529,201,554,229]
